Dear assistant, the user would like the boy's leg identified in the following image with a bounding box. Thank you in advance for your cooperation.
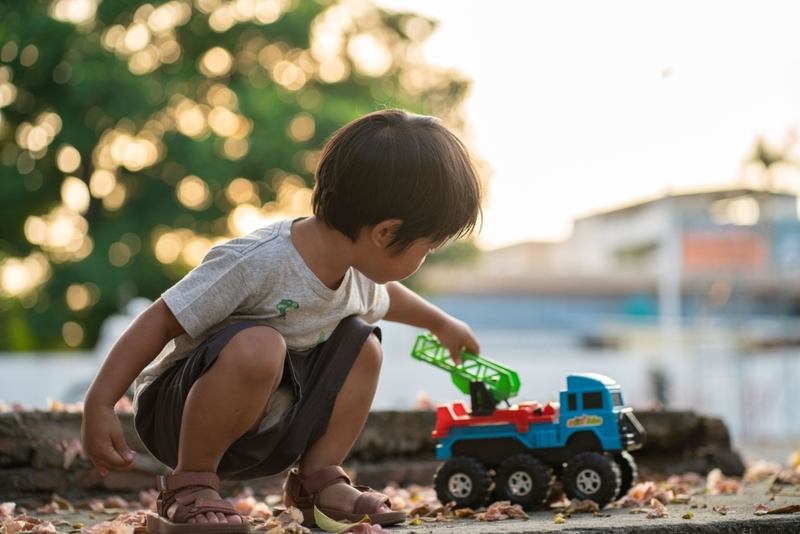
[173,326,286,523]
[286,332,390,513]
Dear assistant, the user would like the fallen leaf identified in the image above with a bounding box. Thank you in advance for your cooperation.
[453,508,475,519]
[706,469,742,495]
[645,499,669,519]
[712,505,734,515]
[62,439,86,470]
[566,499,599,514]
[1,505,16,521]
[682,512,694,519]
[313,507,367,533]
[339,524,390,533]
[767,504,800,514]
[754,503,771,516]
[744,460,783,483]
[251,508,309,534]
[554,513,565,524]
[618,481,674,507]
[474,501,528,522]
[26,520,59,534]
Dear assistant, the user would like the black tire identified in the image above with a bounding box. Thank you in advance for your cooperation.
[434,456,492,509]
[614,451,638,499]
[494,454,553,510]
[561,452,621,507]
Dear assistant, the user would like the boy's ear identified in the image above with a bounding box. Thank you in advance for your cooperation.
[370,219,403,249]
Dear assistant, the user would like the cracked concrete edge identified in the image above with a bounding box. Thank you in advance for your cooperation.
[409,516,800,533]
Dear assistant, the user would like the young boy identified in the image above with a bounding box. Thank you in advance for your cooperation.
[81,109,482,531]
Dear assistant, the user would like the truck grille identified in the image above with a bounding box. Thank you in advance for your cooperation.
[618,409,645,450]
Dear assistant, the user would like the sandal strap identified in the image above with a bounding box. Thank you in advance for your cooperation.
[283,469,306,504]
[172,498,238,523]
[157,472,221,492]
[155,472,232,521]
[301,466,351,496]
[353,491,391,515]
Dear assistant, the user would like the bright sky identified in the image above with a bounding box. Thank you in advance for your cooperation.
[374,0,800,249]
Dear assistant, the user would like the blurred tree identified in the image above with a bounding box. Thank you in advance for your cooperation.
[0,0,470,350]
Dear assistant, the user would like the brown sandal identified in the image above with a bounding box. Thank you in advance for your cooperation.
[283,466,406,527]
[146,472,251,534]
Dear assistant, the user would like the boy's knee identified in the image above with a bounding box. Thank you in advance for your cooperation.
[356,332,383,372]
[220,326,286,382]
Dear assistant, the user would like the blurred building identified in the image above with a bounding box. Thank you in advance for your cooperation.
[420,188,800,310]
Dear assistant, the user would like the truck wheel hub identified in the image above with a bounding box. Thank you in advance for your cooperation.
[448,474,473,497]
[576,469,602,494]
[507,471,533,496]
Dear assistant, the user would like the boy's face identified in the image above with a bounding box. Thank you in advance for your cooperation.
[356,233,447,284]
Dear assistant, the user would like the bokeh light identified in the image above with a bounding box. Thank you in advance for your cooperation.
[56,145,81,173]
[50,0,100,25]
[108,241,132,267]
[154,231,183,264]
[226,177,259,205]
[24,207,93,262]
[347,33,392,77]
[199,47,234,77]
[89,169,117,198]
[0,253,51,298]
[287,112,315,142]
[61,177,90,214]
[66,283,99,311]
[103,183,127,211]
[62,321,84,347]
[223,137,249,159]
[176,175,212,210]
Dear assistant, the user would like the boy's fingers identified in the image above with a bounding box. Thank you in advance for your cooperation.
[111,434,137,464]
[448,345,463,366]
[89,457,109,476]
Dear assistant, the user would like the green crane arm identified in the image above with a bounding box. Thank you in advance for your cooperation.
[411,332,520,402]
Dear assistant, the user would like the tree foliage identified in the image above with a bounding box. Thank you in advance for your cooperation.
[0,0,470,350]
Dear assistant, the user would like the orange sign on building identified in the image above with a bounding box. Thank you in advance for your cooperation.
[682,228,768,272]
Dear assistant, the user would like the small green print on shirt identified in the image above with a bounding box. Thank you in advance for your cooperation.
[317,332,326,343]
[276,299,299,318]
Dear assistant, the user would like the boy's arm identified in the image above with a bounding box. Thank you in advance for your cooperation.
[81,298,185,475]
[383,281,478,365]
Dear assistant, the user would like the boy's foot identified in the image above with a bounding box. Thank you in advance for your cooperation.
[282,466,406,526]
[147,472,250,533]
[168,488,244,524]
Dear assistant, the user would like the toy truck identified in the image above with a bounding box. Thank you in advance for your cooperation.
[411,333,645,510]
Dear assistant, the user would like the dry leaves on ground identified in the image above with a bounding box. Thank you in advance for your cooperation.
[1,504,61,534]
[754,503,800,515]
[251,508,308,534]
[475,501,528,521]
[645,498,669,519]
[707,468,742,495]
[619,482,674,508]
[745,460,784,483]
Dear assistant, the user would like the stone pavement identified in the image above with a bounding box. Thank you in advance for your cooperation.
[19,482,799,534]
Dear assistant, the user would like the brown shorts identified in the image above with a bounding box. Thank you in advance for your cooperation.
[134,315,380,481]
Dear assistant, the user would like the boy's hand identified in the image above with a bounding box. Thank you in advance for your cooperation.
[81,403,137,476]
[430,316,480,366]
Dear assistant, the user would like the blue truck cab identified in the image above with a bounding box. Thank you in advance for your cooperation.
[559,373,643,453]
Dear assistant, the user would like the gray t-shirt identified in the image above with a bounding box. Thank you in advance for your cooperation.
[133,218,390,411]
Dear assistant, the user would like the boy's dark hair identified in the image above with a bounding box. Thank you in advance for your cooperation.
[312,109,482,253]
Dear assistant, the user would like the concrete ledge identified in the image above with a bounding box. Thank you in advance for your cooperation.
[0,409,744,500]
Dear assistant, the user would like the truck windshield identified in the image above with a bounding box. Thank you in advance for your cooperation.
[611,392,624,407]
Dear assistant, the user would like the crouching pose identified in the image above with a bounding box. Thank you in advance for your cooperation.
[81,109,482,531]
